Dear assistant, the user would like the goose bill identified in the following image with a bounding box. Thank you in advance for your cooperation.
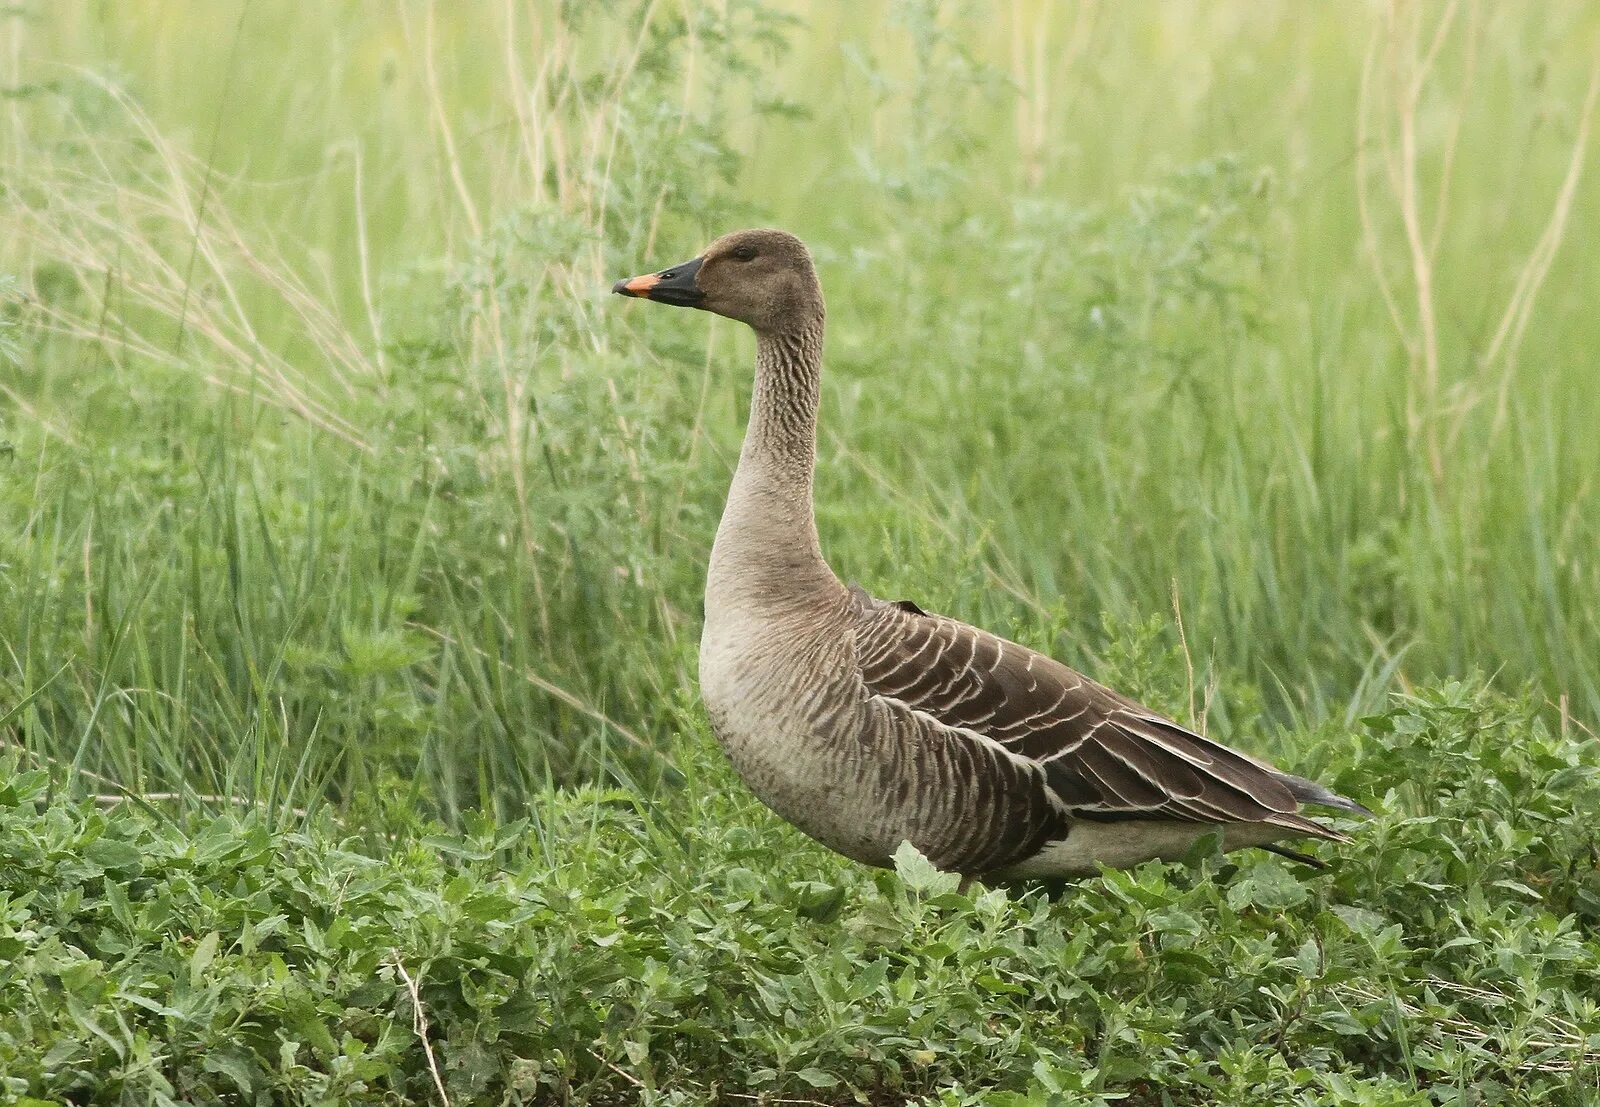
[612,256,705,306]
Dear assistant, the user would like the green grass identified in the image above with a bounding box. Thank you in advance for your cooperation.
[3,1,1600,1101]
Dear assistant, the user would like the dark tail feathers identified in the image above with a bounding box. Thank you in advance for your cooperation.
[1281,772,1374,818]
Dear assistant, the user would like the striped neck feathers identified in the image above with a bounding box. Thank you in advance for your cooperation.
[708,310,836,608]
[746,311,825,467]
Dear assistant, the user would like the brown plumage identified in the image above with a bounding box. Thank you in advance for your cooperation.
[613,228,1369,881]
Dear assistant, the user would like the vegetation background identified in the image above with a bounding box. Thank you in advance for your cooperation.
[2,2,1599,1103]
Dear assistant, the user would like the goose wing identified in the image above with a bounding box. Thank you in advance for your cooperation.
[850,587,1364,839]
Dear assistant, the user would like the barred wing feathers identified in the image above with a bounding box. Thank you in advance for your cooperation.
[851,587,1367,841]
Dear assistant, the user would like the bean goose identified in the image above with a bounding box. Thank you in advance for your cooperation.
[613,228,1369,881]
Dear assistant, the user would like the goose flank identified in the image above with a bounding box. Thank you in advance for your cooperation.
[613,228,1370,881]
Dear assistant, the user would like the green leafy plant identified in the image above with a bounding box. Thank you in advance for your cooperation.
[4,682,1600,1104]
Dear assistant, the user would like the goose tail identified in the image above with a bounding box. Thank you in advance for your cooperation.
[1280,772,1374,818]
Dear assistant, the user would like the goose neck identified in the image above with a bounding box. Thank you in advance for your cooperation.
[706,313,837,611]
[745,315,825,466]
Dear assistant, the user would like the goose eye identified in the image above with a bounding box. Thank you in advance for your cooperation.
[732,246,758,261]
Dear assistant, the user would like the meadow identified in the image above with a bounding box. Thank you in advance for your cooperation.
[2,2,1600,1102]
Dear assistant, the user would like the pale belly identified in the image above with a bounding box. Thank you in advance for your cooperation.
[996,820,1291,878]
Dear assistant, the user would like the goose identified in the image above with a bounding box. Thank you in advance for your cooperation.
[613,228,1369,881]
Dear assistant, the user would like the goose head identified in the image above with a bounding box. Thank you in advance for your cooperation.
[612,228,822,334]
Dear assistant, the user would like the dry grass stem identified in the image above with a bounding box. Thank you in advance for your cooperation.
[1339,979,1600,1074]
[392,951,453,1107]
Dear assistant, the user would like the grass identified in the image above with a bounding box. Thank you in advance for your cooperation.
[2,0,1600,1101]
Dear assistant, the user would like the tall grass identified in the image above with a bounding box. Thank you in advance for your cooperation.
[2,1,1598,823]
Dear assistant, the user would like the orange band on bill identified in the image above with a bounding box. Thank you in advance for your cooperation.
[620,273,661,294]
